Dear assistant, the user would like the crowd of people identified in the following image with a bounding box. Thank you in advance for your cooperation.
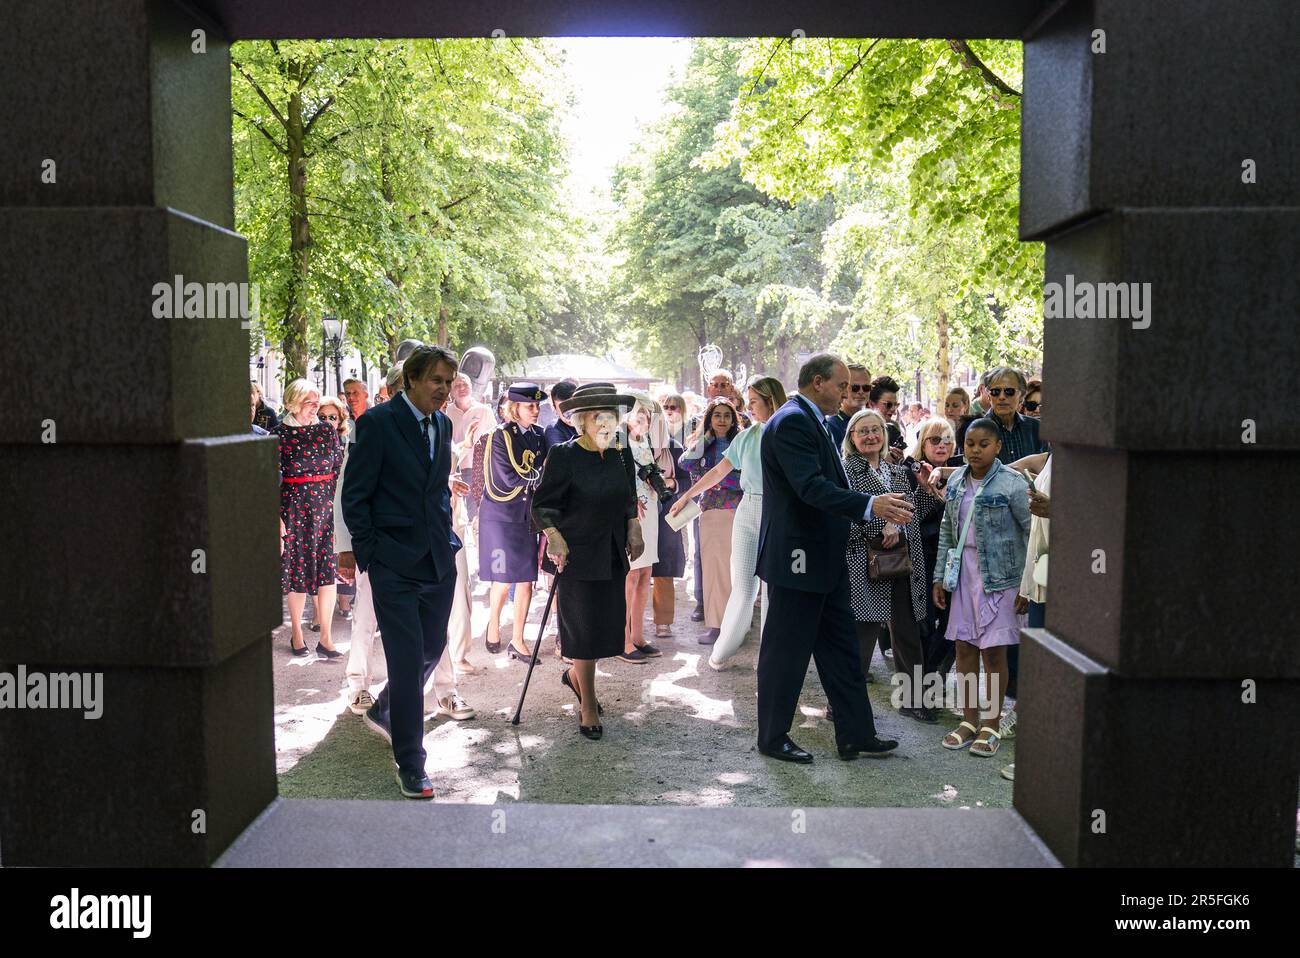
[253,346,1051,797]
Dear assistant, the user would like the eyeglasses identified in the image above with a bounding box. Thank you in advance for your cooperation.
[850,428,883,437]
[988,387,1018,397]
[1023,400,1041,412]
[925,436,953,444]
[663,406,681,413]
[320,415,340,423]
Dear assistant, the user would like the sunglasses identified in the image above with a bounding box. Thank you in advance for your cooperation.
[663,406,682,413]
[877,400,898,409]
[988,387,1018,397]
[848,384,867,393]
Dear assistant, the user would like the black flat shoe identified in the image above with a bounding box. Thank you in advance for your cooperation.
[838,737,900,760]
[290,642,310,657]
[485,636,502,654]
[758,736,813,764]
[561,668,603,715]
[635,643,662,658]
[579,723,603,740]
[899,706,936,723]
[507,644,536,663]
[316,644,343,660]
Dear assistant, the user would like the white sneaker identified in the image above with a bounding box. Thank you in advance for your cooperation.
[349,690,375,715]
[435,693,476,721]
[999,707,1017,739]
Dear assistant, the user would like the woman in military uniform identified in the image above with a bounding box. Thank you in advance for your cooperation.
[480,382,550,661]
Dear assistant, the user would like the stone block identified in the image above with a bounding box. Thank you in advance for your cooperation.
[1023,0,1300,238]
[1040,209,1300,451]
[1015,629,1300,867]
[0,207,250,443]
[0,435,282,667]
[1046,444,1300,677]
[204,0,1043,42]
[0,0,234,228]
[0,638,277,866]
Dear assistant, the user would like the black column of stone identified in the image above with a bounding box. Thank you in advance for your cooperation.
[1017,0,1300,866]
[0,0,281,865]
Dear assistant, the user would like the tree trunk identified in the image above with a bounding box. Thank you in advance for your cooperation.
[281,74,312,380]
[936,306,951,396]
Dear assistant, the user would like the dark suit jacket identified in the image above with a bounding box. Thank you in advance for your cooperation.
[341,391,460,582]
[756,395,872,593]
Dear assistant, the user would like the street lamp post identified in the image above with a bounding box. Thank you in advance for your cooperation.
[322,316,346,397]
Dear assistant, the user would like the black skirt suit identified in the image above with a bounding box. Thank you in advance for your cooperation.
[530,439,638,660]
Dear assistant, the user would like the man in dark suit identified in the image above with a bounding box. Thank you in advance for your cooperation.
[341,345,466,798]
[755,353,913,763]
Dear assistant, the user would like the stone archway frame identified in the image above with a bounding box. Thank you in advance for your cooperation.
[2,0,1296,867]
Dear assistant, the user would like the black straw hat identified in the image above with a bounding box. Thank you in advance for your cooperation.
[558,382,635,415]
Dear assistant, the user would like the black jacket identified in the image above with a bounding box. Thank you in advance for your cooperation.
[530,440,637,581]
[341,391,460,582]
[756,395,871,593]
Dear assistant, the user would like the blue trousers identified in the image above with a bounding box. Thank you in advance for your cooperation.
[367,555,455,777]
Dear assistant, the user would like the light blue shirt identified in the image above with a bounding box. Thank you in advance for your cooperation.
[400,391,437,460]
[793,392,875,520]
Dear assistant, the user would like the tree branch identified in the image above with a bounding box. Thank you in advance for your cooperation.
[231,58,287,128]
[946,39,1021,99]
[794,38,884,128]
[233,108,288,154]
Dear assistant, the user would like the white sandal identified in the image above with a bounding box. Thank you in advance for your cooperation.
[970,726,1002,757]
[942,720,978,750]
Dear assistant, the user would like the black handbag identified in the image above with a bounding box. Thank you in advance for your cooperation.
[866,533,912,580]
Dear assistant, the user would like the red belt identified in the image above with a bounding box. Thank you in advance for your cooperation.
[282,473,335,485]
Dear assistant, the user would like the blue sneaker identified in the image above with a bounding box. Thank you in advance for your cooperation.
[363,709,392,745]
[396,768,434,799]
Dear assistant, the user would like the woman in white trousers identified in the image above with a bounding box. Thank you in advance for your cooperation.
[670,376,786,669]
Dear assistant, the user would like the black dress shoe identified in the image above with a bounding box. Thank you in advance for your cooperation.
[561,668,603,715]
[395,768,434,799]
[690,605,705,622]
[290,640,310,657]
[837,737,900,760]
[316,643,343,660]
[485,636,502,654]
[758,736,814,764]
[507,644,536,663]
[579,723,603,740]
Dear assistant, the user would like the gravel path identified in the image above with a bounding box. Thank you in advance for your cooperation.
[273,539,1018,810]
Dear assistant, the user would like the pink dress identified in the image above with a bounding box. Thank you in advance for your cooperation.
[946,479,1021,649]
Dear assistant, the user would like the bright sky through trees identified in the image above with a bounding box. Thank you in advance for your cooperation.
[553,38,691,212]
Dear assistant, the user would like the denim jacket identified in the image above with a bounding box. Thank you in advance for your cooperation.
[933,458,1031,593]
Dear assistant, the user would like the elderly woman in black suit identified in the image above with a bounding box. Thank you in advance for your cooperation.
[842,407,943,721]
[531,383,644,740]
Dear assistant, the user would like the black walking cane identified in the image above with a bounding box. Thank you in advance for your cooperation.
[511,567,561,725]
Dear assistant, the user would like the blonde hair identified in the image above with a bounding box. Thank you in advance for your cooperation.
[909,416,955,462]
[572,408,621,438]
[504,399,541,423]
[841,407,888,459]
[745,376,787,419]
[283,378,320,417]
[318,396,350,436]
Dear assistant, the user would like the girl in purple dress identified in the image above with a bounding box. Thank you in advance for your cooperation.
[932,420,1031,756]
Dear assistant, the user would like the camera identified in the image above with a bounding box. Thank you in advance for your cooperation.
[637,460,674,504]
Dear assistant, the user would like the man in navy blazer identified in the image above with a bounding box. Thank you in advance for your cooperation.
[755,353,913,763]
[341,345,465,798]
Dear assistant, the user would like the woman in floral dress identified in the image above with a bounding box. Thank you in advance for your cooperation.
[274,378,345,659]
